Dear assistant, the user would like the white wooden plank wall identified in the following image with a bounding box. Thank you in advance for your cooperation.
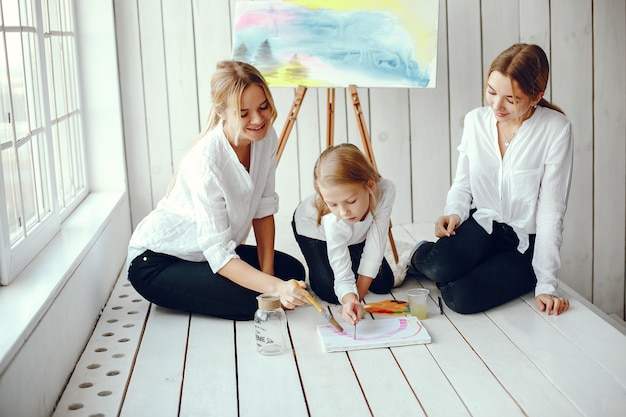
[114,0,626,318]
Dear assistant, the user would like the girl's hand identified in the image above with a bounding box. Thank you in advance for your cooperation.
[535,294,570,316]
[279,280,309,310]
[435,214,461,238]
[340,295,364,325]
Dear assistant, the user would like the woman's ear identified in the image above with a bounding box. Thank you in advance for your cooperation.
[533,91,545,106]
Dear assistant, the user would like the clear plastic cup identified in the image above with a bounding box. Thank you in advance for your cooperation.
[406,288,430,320]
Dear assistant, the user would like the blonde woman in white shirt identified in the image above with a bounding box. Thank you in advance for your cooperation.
[408,44,572,316]
[127,61,309,320]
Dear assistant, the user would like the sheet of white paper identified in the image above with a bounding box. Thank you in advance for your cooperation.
[317,316,431,352]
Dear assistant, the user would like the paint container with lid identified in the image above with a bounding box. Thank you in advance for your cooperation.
[254,293,289,355]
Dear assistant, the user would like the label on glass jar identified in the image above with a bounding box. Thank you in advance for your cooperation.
[255,314,285,355]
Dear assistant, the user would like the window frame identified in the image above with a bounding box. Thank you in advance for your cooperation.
[0,0,87,285]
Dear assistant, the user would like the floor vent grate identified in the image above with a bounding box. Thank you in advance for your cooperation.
[52,273,149,417]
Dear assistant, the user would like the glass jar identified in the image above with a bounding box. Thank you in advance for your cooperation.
[254,293,289,355]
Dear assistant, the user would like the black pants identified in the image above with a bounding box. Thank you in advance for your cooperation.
[292,219,394,304]
[410,215,536,314]
[127,245,305,320]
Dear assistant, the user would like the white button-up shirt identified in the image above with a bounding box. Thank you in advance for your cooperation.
[127,125,279,273]
[445,106,573,296]
[294,178,396,302]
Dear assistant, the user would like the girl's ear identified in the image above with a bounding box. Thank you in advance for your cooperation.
[533,91,545,106]
[366,179,376,191]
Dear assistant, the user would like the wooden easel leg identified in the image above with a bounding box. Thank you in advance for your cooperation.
[348,85,399,264]
[277,85,307,164]
[326,88,335,148]
[348,85,376,166]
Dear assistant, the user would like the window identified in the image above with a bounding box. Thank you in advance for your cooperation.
[0,0,86,285]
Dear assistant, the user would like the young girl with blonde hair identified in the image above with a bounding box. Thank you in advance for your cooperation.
[293,143,396,325]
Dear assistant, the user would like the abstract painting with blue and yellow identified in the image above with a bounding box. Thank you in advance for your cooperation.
[232,0,439,87]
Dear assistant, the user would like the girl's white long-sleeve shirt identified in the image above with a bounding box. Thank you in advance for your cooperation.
[294,178,396,302]
[126,125,279,273]
[445,106,573,296]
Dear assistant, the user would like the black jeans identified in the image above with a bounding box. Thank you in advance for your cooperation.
[292,219,394,304]
[410,215,536,314]
[127,245,305,320]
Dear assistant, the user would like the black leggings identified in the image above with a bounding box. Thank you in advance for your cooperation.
[292,219,394,304]
[127,246,305,320]
[410,215,536,314]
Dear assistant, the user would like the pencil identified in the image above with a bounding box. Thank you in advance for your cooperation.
[438,296,444,315]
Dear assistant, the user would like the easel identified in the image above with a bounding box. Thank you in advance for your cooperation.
[277,85,399,263]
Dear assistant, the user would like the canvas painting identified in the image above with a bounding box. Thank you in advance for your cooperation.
[232,0,439,88]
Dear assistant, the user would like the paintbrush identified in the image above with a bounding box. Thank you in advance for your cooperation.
[292,281,344,332]
[353,304,358,340]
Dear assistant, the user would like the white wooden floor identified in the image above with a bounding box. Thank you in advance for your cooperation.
[52,223,626,417]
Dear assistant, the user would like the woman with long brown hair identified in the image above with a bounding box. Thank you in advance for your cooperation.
[409,44,572,316]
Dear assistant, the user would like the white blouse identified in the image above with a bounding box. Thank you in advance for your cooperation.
[127,125,279,273]
[294,178,396,302]
[445,106,573,296]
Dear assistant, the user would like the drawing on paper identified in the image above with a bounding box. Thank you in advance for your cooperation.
[232,0,439,87]
[317,316,431,352]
